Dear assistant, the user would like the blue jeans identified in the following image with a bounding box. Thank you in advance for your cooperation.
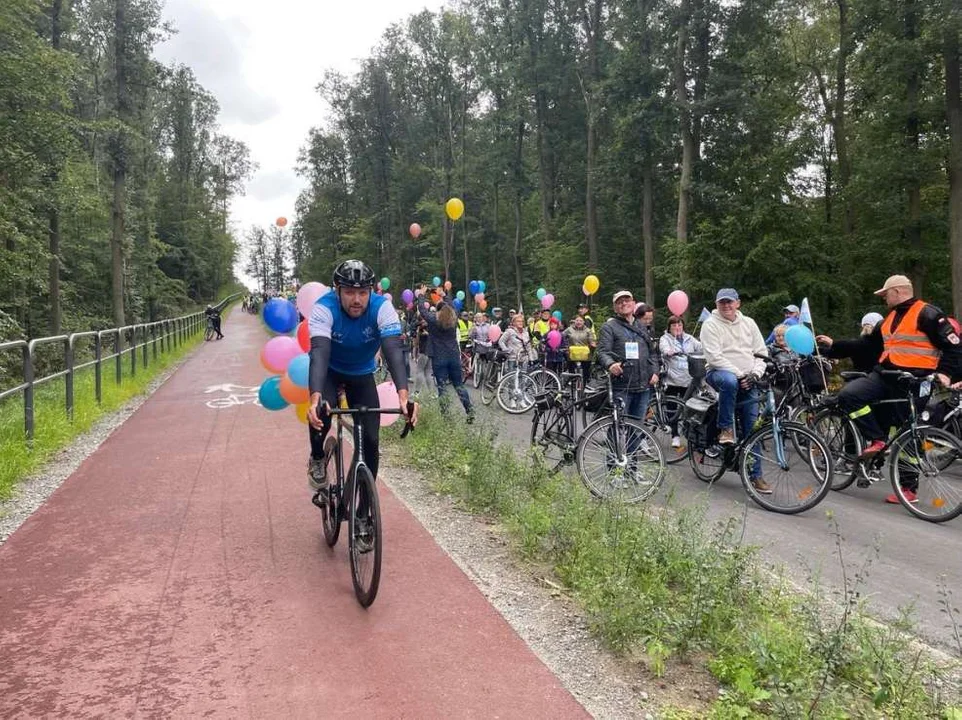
[706,369,761,478]
[612,388,651,422]
[432,356,473,414]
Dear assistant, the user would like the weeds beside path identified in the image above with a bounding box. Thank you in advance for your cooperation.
[388,402,961,718]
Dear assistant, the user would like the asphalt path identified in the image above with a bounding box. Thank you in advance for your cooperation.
[435,368,962,654]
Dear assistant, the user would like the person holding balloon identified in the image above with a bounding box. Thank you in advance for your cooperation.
[305,260,416,496]
[543,316,567,377]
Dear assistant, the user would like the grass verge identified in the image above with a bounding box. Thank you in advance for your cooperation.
[0,331,202,499]
[388,402,961,718]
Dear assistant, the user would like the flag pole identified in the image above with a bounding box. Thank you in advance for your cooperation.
[800,297,829,392]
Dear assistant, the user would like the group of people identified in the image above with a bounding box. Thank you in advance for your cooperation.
[298,260,962,517]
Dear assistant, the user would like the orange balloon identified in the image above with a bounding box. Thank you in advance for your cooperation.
[430,292,440,304]
[478,299,488,311]
[279,374,309,405]
[296,320,310,352]
[276,216,288,227]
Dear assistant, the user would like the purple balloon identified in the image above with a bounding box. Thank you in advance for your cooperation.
[401,288,414,304]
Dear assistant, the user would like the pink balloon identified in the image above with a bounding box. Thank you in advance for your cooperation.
[667,289,689,316]
[262,336,301,373]
[296,281,328,319]
[410,223,421,238]
[474,292,485,303]
[376,381,401,427]
[547,329,562,349]
[541,293,554,310]
[488,325,502,343]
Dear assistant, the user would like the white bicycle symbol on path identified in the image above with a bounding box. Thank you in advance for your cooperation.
[204,384,262,409]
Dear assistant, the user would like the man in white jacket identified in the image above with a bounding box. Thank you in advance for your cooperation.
[700,288,771,492]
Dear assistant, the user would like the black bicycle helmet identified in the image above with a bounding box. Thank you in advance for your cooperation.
[332,259,376,288]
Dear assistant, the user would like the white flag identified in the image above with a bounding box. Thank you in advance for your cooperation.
[799,297,812,325]
[698,307,711,322]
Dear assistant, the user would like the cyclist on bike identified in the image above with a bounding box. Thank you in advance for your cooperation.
[816,275,962,503]
[205,304,223,339]
[700,288,770,493]
[306,260,415,498]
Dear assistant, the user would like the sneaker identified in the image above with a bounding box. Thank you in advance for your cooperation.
[308,456,328,492]
[751,477,773,495]
[354,517,374,554]
[466,410,476,425]
[718,428,736,445]
[885,488,918,504]
[859,440,886,460]
[671,436,682,449]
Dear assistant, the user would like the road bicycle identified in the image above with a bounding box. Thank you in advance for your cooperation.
[680,354,835,514]
[204,316,217,341]
[312,390,416,607]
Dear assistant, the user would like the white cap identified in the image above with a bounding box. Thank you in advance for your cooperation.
[860,312,884,327]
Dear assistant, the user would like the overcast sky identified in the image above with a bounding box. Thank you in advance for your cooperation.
[155,0,438,283]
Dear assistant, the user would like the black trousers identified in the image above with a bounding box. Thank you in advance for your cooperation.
[837,370,922,442]
[308,370,381,479]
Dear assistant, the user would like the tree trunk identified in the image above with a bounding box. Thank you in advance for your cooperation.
[48,0,64,335]
[492,181,501,309]
[513,117,525,312]
[946,25,962,319]
[904,0,923,295]
[581,0,602,270]
[643,152,654,305]
[674,0,694,267]
[835,0,853,237]
[110,0,128,327]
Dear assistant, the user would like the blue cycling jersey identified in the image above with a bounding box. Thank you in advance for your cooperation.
[308,291,402,375]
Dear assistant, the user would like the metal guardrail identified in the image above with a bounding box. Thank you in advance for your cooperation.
[0,293,242,442]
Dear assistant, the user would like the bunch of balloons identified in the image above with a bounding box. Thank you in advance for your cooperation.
[257,282,331,423]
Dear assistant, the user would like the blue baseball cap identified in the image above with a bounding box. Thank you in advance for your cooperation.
[715,288,739,302]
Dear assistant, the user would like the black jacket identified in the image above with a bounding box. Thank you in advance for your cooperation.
[597,316,659,392]
[822,298,962,379]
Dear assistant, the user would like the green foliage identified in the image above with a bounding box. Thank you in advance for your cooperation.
[389,403,960,716]
[291,0,958,335]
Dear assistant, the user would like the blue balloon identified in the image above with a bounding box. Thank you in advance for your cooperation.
[478,280,486,293]
[453,298,464,311]
[258,376,289,411]
[552,310,562,321]
[263,298,298,334]
[456,290,466,301]
[432,276,442,287]
[288,353,310,387]
[785,324,815,355]
[468,280,479,295]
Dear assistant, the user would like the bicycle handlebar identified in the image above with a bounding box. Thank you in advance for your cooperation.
[325,401,418,438]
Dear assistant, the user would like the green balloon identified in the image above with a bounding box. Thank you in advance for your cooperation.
[536,287,546,299]
[380,277,390,290]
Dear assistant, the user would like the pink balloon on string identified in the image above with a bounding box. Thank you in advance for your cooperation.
[547,330,562,349]
[488,325,502,343]
[376,381,401,427]
[541,293,555,310]
[667,290,689,316]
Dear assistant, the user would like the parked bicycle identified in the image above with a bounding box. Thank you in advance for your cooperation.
[680,353,835,514]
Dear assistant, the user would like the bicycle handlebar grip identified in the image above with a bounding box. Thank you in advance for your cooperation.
[400,401,417,438]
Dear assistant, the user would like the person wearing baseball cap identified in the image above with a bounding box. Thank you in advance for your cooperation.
[700,287,771,492]
[577,302,594,330]
[816,273,962,504]
[597,289,659,424]
[765,303,801,345]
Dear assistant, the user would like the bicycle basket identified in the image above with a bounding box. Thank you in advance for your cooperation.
[687,354,707,380]
[583,384,609,413]
[534,391,559,413]
[799,356,830,392]
[568,345,591,362]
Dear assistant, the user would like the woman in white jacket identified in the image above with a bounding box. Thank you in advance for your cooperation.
[659,316,703,446]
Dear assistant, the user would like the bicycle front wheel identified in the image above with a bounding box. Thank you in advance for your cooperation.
[530,403,575,471]
[809,407,863,491]
[529,368,561,393]
[349,464,382,607]
[889,426,962,523]
[472,355,484,389]
[576,415,665,503]
[480,365,498,405]
[205,326,215,341]
[497,371,538,414]
[321,436,341,547]
[739,421,834,514]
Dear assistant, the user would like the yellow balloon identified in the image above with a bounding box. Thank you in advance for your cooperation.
[295,401,310,424]
[445,197,465,221]
[583,274,600,295]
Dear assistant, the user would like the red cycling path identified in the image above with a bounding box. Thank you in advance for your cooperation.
[0,308,588,719]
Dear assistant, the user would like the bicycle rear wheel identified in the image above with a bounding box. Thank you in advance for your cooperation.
[480,364,499,405]
[497,371,538,414]
[205,326,215,341]
[472,355,485,389]
[530,403,575,470]
[321,436,341,547]
[889,426,962,523]
[529,368,561,393]
[349,464,382,607]
[739,421,834,514]
[576,415,665,503]
[687,440,727,484]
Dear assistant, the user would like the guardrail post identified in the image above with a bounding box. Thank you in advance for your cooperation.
[24,343,34,443]
[142,324,149,369]
[65,335,74,420]
[115,330,123,386]
[95,333,103,404]
[130,327,136,377]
